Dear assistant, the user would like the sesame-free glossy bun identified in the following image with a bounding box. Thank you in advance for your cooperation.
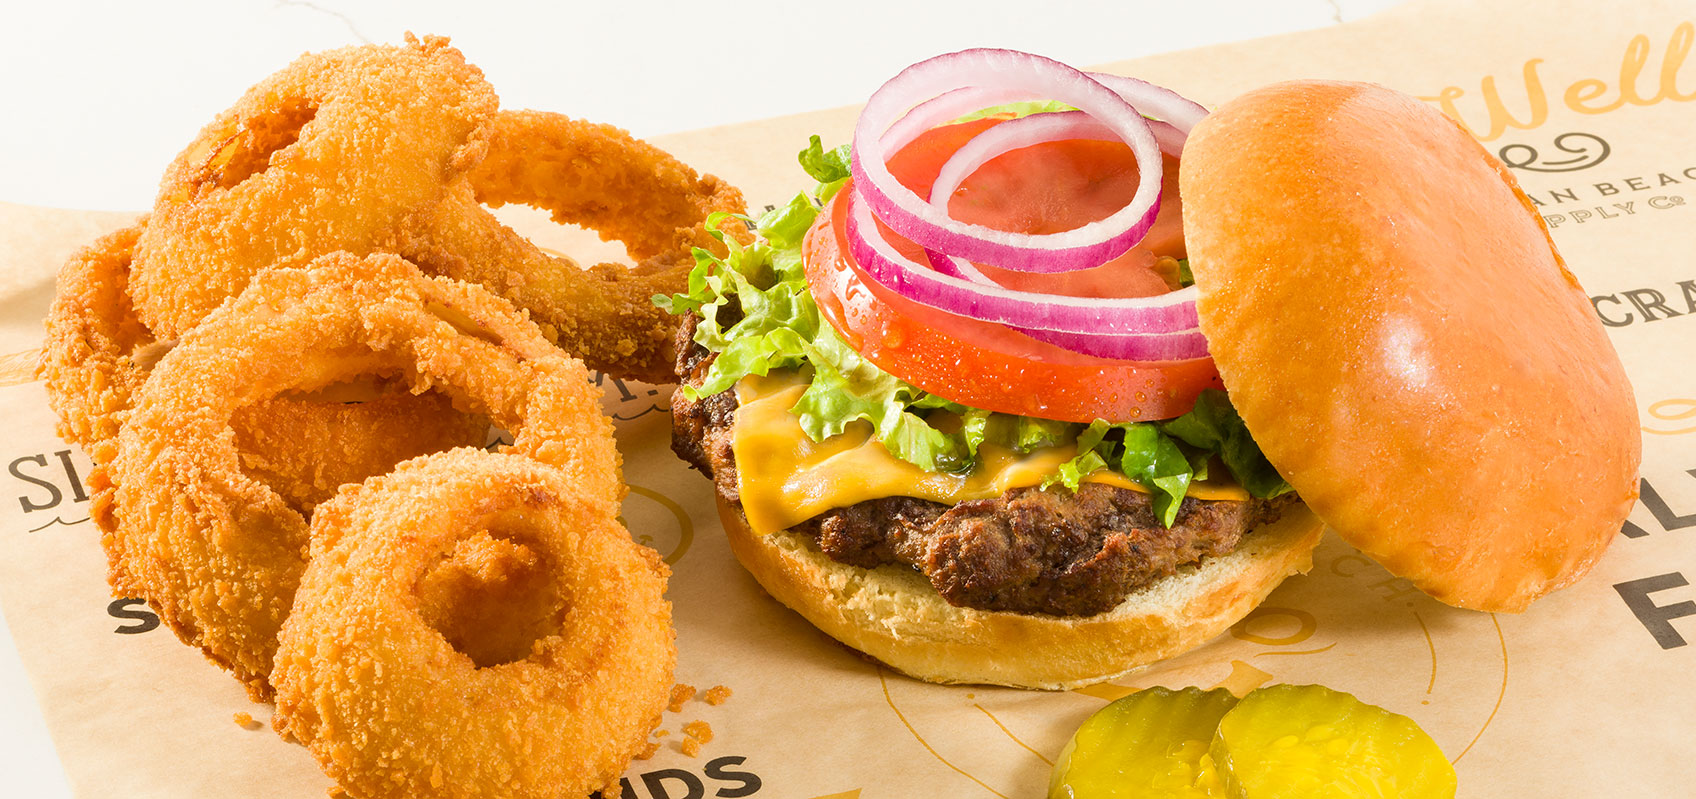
[717,496,1324,690]
[1179,80,1640,612]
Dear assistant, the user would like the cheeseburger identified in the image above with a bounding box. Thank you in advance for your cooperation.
[660,50,1640,689]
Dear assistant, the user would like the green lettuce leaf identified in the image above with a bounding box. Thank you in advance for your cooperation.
[1162,390,1292,499]
[799,135,852,202]
[951,100,1076,122]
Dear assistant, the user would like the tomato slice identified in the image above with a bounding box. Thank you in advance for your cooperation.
[803,118,1221,422]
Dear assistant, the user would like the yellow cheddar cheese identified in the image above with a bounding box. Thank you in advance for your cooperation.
[732,371,1248,535]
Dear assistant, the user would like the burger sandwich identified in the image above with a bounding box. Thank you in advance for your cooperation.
[659,50,1641,689]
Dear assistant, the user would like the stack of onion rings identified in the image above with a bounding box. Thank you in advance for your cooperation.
[95,251,623,698]
[272,449,673,799]
[45,35,691,794]
[125,34,744,383]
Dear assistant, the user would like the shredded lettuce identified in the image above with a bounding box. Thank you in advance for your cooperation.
[1042,391,1292,527]
[655,137,1291,525]
[655,161,998,474]
[1161,390,1292,500]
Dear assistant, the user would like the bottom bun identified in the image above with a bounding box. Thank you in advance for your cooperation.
[718,496,1326,690]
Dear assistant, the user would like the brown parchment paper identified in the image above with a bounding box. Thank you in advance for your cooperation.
[4,0,1694,796]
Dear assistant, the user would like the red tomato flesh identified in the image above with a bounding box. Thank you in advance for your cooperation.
[803,116,1222,422]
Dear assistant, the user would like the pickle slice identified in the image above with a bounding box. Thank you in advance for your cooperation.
[1209,684,1456,799]
[1049,687,1239,799]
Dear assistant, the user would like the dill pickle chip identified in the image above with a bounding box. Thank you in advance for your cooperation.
[1209,684,1456,799]
[1049,687,1239,799]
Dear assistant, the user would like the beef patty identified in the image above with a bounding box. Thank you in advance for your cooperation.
[670,313,1295,617]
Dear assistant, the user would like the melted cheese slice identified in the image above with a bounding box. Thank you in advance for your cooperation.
[733,371,1248,535]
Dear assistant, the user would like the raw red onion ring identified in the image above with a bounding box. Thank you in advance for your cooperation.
[923,244,1209,360]
[844,190,1200,336]
[844,48,1214,360]
[878,85,1033,153]
[920,108,1197,359]
[851,49,1163,274]
[1086,72,1209,134]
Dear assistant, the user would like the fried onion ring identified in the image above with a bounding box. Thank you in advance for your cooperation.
[37,221,487,511]
[95,251,621,698]
[272,449,673,799]
[390,110,748,383]
[130,35,499,338]
[128,34,743,384]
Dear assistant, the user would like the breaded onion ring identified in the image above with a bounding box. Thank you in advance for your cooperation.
[36,221,487,510]
[130,35,499,337]
[95,251,621,698]
[390,110,748,384]
[127,34,743,384]
[272,449,673,799]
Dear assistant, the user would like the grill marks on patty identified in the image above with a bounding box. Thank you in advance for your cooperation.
[670,313,1293,618]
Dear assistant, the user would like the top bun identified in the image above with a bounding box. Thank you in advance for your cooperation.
[1178,80,1640,612]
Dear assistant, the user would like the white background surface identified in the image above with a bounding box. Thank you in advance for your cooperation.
[0,1,1405,795]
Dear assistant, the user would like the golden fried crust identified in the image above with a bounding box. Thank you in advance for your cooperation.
[389,110,748,384]
[97,252,621,698]
[471,111,740,263]
[38,220,485,481]
[129,31,743,386]
[272,449,672,799]
[1180,80,1641,612]
[413,530,564,668]
[131,35,499,337]
[37,222,150,459]
[36,217,490,517]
